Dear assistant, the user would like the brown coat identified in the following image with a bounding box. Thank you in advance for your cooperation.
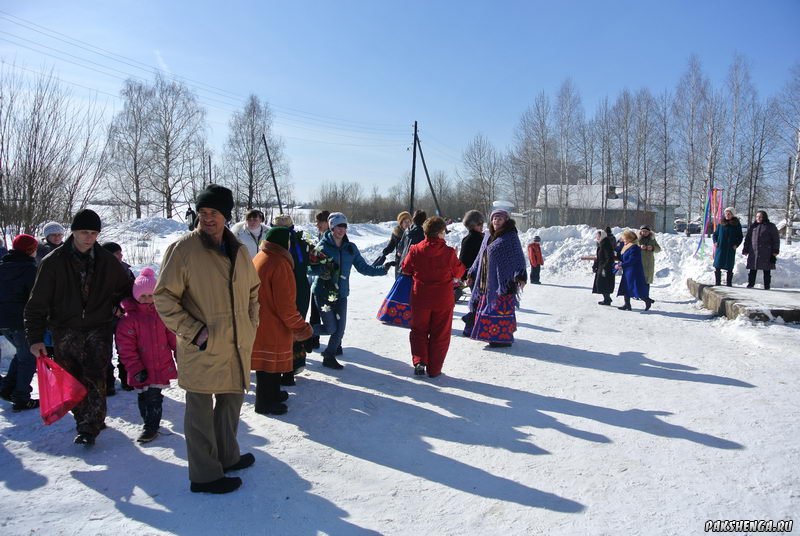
[154,228,260,394]
[252,242,313,373]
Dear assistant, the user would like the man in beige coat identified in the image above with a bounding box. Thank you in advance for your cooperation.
[155,184,260,494]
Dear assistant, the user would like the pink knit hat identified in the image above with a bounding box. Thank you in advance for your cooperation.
[133,267,157,302]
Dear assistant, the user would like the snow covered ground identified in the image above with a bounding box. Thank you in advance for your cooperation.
[1,220,798,535]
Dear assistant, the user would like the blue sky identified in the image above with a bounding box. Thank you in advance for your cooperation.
[1,0,798,201]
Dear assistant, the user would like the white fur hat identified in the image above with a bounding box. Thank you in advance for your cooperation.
[723,207,736,217]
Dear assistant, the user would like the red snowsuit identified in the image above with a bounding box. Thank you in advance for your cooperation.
[527,242,544,267]
[401,237,465,376]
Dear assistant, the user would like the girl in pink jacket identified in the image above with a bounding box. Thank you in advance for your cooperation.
[116,268,177,443]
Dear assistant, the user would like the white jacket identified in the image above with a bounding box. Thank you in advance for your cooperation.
[230,221,270,258]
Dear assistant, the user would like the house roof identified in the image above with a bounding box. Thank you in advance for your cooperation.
[535,184,636,209]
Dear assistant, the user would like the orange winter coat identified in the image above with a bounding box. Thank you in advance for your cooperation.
[527,242,544,267]
[251,242,313,373]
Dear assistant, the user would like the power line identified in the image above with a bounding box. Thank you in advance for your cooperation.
[0,9,409,134]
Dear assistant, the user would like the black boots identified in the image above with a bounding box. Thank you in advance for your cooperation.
[255,372,288,415]
[747,270,756,288]
[414,363,426,376]
[618,296,632,311]
[598,294,612,306]
[223,452,255,472]
[764,270,771,290]
[726,270,733,287]
[714,269,722,286]
[190,476,242,494]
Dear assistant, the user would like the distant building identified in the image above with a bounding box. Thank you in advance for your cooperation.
[533,184,677,232]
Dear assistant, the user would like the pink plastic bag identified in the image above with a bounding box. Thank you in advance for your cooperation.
[36,352,87,425]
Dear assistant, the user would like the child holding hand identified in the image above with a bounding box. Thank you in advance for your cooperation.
[116,268,177,443]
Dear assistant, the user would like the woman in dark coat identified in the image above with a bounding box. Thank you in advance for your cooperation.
[743,210,780,290]
[465,208,527,347]
[377,211,411,273]
[592,229,616,306]
[456,209,485,305]
[616,229,653,311]
[712,207,743,287]
[397,210,427,271]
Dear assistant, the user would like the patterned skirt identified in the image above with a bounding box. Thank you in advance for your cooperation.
[377,274,412,328]
[470,293,517,343]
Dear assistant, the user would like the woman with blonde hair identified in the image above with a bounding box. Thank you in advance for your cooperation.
[616,229,653,311]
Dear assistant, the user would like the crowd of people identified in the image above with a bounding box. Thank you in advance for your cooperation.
[0,189,787,494]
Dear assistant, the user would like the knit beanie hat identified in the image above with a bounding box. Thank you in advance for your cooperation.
[265,226,290,250]
[397,211,411,225]
[490,208,509,220]
[133,267,157,302]
[533,235,541,243]
[724,206,736,217]
[71,209,102,232]
[12,234,38,256]
[42,221,66,238]
[328,212,348,228]
[272,214,294,227]
[195,184,234,221]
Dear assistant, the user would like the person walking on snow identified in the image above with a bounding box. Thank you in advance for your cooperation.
[0,235,40,411]
[230,209,270,259]
[36,221,65,265]
[401,216,465,378]
[116,268,177,443]
[636,225,661,285]
[271,213,314,386]
[310,212,392,369]
[251,227,313,416]
[742,210,780,290]
[616,229,653,311]
[592,228,616,306]
[465,207,527,348]
[712,207,743,287]
[154,184,260,494]
[25,209,133,445]
[527,235,544,284]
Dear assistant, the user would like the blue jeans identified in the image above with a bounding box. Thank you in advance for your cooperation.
[1,328,35,403]
[315,296,348,359]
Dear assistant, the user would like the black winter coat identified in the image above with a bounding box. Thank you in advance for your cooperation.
[36,239,62,265]
[24,236,133,345]
[0,251,38,330]
[459,229,485,277]
[397,224,425,269]
[592,237,616,295]
[743,221,780,270]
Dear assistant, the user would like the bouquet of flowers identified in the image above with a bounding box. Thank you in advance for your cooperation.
[310,242,340,307]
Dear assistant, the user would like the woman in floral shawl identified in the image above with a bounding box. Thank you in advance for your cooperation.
[465,207,527,347]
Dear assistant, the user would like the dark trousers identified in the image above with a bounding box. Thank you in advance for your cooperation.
[255,371,281,412]
[52,327,112,436]
[529,266,541,284]
[410,307,454,376]
[715,269,733,287]
[138,387,164,432]
[0,328,35,403]
[748,269,771,289]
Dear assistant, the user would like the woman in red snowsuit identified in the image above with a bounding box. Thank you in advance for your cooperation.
[401,217,465,378]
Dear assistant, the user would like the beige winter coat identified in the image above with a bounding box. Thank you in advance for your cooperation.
[154,228,260,394]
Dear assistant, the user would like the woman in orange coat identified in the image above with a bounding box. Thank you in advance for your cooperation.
[252,227,313,416]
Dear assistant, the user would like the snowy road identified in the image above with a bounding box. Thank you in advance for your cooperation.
[1,267,797,535]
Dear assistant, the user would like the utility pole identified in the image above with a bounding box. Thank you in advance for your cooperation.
[262,133,284,214]
[415,134,442,216]
[409,121,417,214]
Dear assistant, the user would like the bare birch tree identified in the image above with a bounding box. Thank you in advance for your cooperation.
[148,74,206,218]
[106,79,154,218]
